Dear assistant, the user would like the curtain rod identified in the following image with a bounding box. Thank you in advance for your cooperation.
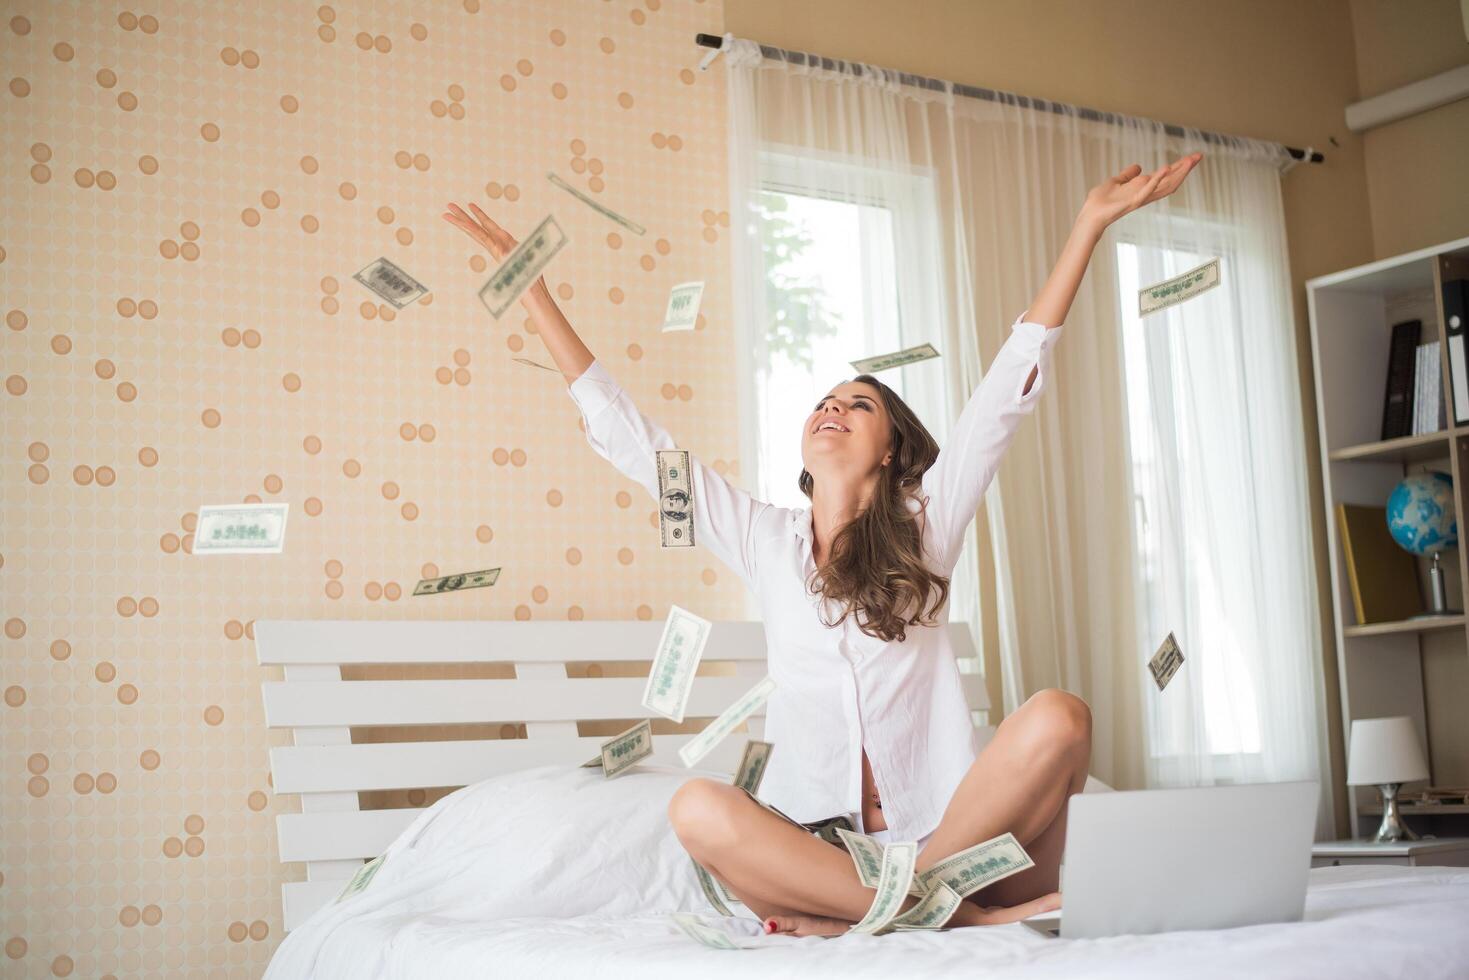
[695,33,1324,166]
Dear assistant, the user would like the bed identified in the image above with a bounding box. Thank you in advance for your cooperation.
[256,619,1469,979]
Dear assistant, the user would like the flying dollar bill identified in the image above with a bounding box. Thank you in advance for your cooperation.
[335,853,386,903]
[671,912,748,950]
[193,503,289,555]
[1139,257,1221,317]
[679,676,776,768]
[642,604,711,722]
[837,827,926,896]
[512,356,559,373]
[802,814,855,847]
[890,881,962,932]
[412,567,501,596]
[692,859,734,917]
[733,740,772,795]
[660,281,704,332]
[916,831,1033,899]
[546,171,646,236]
[479,214,569,319]
[656,450,695,548]
[848,841,917,935]
[580,719,652,778]
[1148,632,1185,690]
[354,256,429,308]
[849,343,940,375]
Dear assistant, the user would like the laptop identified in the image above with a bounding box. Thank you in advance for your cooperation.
[1023,781,1319,939]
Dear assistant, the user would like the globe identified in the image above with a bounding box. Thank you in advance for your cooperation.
[1386,471,1458,556]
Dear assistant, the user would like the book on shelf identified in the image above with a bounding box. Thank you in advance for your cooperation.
[1381,319,1421,440]
[1445,278,1469,425]
[1412,341,1445,436]
[1335,503,1423,624]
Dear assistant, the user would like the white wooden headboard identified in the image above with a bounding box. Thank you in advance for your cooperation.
[255,618,988,930]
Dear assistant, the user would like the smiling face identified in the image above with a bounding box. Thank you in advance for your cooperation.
[800,380,892,484]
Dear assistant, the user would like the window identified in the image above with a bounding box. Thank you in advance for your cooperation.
[751,151,951,508]
[1116,237,1264,768]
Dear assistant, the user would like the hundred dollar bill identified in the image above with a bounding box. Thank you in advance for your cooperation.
[546,171,646,236]
[916,831,1033,899]
[849,342,940,375]
[732,740,772,795]
[660,281,704,332]
[679,676,776,768]
[591,719,653,778]
[193,503,289,555]
[642,604,711,722]
[802,814,855,847]
[1138,257,1221,317]
[479,214,569,319]
[335,853,386,903]
[354,256,429,308]
[835,828,885,888]
[671,912,747,950]
[692,859,734,916]
[412,567,501,596]
[656,450,695,548]
[890,881,962,932]
[848,841,917,935]
[1148,631,1185,690]
[512,356,559,373]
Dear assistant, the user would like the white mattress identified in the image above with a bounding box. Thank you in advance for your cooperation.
[265,766,1469,979]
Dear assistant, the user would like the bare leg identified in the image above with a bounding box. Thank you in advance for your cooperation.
[916,688,1093,909]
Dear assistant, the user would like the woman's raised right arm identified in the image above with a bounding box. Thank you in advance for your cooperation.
[442,202,595,382]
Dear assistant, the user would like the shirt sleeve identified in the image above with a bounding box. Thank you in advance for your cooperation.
[920,312,1063,572]
[567,359,770,591]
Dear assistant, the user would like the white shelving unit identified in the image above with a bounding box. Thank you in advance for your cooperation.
[1308,233,1469,839]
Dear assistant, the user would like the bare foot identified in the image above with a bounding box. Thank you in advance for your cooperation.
[763,914,852,937]
[950,891,1061,927]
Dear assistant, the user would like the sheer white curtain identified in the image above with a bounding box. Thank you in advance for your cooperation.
[722,38,1332,834]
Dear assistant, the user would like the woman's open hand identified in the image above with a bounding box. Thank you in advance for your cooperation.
[1080,151,1203,232]
[441,202,518,261]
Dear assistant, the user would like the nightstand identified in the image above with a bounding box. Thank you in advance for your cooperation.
[1311,838,1469,868]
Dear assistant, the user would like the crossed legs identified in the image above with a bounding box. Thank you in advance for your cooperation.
[669,688,1092,935]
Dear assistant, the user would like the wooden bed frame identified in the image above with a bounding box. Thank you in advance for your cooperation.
[255,618,988,931]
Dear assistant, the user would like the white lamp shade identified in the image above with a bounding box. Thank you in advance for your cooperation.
[1347,716,1430,785]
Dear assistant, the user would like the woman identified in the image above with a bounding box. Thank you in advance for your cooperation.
[443,151,1203,936]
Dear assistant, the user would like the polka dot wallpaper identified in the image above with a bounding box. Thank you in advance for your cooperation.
[1,1,740,975]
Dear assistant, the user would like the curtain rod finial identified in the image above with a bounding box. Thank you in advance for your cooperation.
[698,32,734,71]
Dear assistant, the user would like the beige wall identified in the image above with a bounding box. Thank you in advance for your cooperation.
[1,1,737,976]
[725,0,1463,836]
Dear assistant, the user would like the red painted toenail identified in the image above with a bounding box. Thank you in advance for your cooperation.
[764,919,776,934]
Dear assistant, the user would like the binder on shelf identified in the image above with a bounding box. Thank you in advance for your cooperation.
[1335,503,1424,625]
[1445,278,1469,425]
[1412,341,1443,435]
[1381,319,1420,440]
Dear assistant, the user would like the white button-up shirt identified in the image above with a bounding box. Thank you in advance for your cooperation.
[568,313,1062,842]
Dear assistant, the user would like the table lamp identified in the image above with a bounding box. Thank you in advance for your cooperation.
[1347,716,1430,842]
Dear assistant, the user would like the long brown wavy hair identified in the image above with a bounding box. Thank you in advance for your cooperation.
[799,374,949,643]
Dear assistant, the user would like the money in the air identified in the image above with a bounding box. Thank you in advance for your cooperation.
[656,449,696,548]
[354,257,429,308]
[733,740,773,795]
[671,912,747,949]
[412,567,501,596]
[835,828,886,888]
[642,604,712,722]
[660,281,704,332]
[848,841,917,935]
[479,214,569,319]
[594,719,653,778]
[546,171,646,236]
[679,676,776,768]
[693,859,734,916]
[890,881,963,931]
[193,503,289,555]
[1138,257,1221,317]
[849,343,940,375]
[1148,632,1185,690]
[336,853,386,903]
[916,831,1033,899]
[512,356,559,373]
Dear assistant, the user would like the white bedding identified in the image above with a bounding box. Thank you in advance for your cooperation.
[265,765,1469,979]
